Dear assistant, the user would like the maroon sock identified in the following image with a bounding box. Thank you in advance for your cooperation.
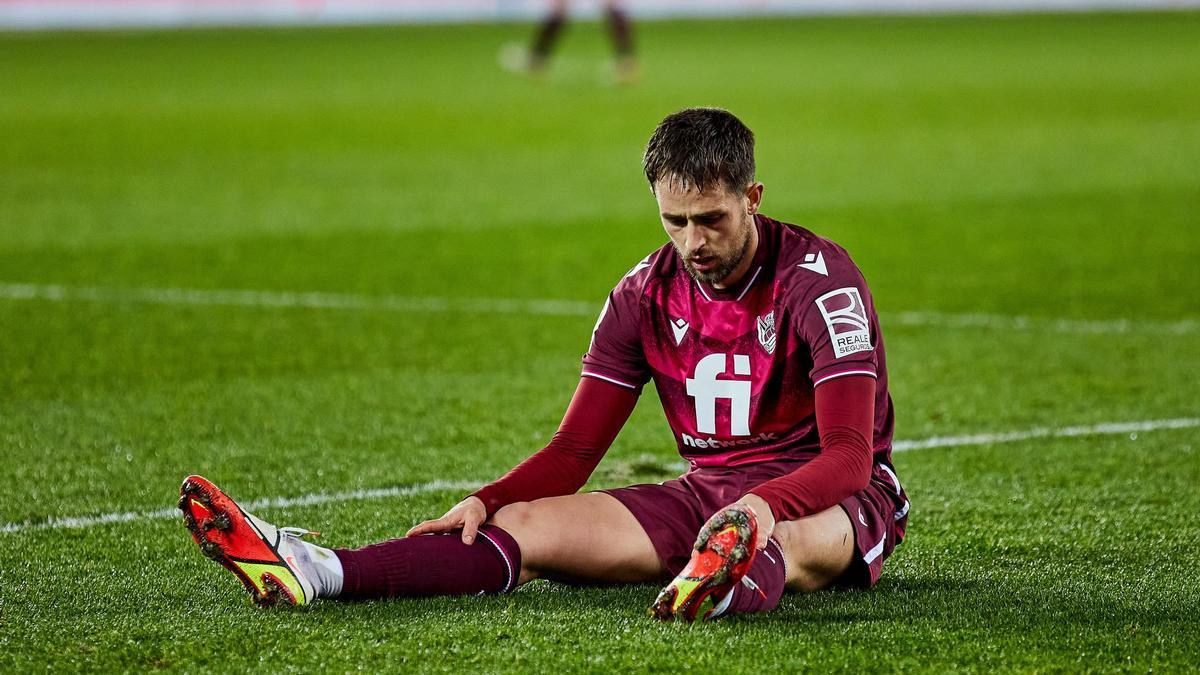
[712,538,787,617]
[333,525,521,600]
[605,7,634,57]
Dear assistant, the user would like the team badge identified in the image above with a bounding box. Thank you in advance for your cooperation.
[815,287,872,358]
[756,311,776,355]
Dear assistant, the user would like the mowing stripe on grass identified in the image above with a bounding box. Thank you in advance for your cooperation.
[0,282,596,317]
[2,282,1197,335]
[2,418,1196,535]
[891,417,1199,452]
[885,310,1198,335]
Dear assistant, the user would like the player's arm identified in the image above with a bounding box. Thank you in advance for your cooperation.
[406,375,639,544]
[736,246,881,546]
[738,374,876,547]
[410,270,649,544]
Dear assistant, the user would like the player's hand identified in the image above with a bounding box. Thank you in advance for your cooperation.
[734,493,776,550]
[405,495,487,545]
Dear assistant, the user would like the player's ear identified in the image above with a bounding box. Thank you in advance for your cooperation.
[744,182,764,215]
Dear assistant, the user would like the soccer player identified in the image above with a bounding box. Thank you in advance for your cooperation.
[180,108,909,621]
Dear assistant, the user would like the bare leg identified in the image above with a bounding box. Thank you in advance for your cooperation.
[490,492,664,585]
[770,505,856,593]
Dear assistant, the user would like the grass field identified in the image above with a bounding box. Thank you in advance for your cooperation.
[2,10,1199,672]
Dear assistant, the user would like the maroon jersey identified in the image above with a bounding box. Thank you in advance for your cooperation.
[582,214,896,470]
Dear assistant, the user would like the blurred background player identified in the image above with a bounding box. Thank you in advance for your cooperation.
[501,0,638,82]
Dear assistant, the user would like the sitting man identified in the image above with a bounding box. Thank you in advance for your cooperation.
[180,107,909,622]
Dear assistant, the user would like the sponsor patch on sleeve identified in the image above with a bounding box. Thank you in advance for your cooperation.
[815,287,873,358]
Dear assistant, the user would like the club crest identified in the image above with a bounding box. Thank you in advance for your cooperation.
[756,311,777,354]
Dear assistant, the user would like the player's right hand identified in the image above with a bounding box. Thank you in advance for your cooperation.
[405,495,487,545]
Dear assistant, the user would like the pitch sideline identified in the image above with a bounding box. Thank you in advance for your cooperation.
[1,417,1195,535]
[1,282,1196,335]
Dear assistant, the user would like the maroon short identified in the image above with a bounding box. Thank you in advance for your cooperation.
[600,457,908,587]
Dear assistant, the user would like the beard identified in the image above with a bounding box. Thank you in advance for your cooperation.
[675,218,754,286]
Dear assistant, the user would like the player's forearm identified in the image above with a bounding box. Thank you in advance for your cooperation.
[471,444,605,514]
[748,430,872,522]
[748,375,876,522]
[471,376,638,516]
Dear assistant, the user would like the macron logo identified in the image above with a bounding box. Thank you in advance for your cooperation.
[626,255,652,278]
[670,317,689,345]
[798,251,828,276]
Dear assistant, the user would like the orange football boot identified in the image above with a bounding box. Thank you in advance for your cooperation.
[650,504,759,622]
[179,475,318,607]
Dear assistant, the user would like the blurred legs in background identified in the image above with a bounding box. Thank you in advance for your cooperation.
[507,0,638,82]
[603,0,638,80]
[528,0,569,71]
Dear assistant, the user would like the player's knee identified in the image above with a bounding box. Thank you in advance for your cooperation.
[489,502,547,581]
[490,501,537,536]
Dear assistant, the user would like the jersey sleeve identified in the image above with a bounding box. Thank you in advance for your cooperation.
[580,277,650,391]
[790,250,882,387]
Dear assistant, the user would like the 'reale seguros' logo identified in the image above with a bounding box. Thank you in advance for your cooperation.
[815,287,872,358]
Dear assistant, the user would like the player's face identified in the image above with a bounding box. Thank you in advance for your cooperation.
[655,179,763,288]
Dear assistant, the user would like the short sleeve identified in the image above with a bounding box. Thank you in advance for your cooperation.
[792,263,881,387]
[581,284,650,391]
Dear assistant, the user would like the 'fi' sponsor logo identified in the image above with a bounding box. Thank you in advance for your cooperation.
[815,287,872,358]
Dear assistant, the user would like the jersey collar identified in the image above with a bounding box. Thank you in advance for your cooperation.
[696,214,770,303]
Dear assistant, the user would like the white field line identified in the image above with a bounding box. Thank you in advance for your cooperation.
[1,282,1197,335]
[2,418,1196,536]
[0,479,482,535]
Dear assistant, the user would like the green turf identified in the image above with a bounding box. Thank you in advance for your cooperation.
[1,10,1198,672]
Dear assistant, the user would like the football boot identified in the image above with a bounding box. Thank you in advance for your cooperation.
[650,504,759,622]
[179,475,317,607]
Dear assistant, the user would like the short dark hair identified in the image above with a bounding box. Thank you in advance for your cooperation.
[643,107,755,194]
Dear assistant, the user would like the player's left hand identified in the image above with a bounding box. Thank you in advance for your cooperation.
[405,495,487,545]
[734,493,776,550]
